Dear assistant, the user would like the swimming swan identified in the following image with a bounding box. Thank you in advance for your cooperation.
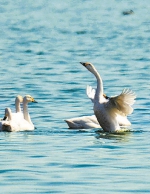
[80,62,136,132]
[65,85,131,129]
[1,95,37,132]
[86,85,132,126]
[1,108,21,132]
[65,87,108,129]
[1,95,24,121]
[65,115,100,129]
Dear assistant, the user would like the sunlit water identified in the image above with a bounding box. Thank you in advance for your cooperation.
[0,0,150,193]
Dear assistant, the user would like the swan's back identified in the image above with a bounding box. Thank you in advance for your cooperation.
[65,115,100,129]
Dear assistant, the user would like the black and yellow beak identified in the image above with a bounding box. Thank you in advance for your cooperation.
[80,62,86,66]
[2,116,7,121]
[103,94,109,99]
[32,98,38,103]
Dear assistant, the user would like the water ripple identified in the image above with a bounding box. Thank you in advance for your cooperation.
[0,1,150,193]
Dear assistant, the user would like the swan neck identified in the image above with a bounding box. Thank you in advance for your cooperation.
[8,113,12,121]
[23,101,32,125]
[94,70,103,101]
[15,99,21,113]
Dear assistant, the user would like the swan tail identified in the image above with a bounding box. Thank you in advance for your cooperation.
[65,119,83,129]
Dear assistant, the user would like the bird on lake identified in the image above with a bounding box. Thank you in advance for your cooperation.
[122,10,134,15]
[86,85,132,127]
[65,86,107,129]
[65,115,100,129]
[80,62,136,132]
[1,95,37,132]
[0,95,23,121]
[65,85,131,129]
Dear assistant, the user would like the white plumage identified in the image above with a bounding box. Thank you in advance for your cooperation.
[11,95,24,120]
[65,85,131,129]
[65,115,100,129]
[80,62,136,132]
[86,85,132,127]
[1,95,37,132]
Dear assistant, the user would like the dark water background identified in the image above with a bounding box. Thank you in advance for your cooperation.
[0,0,150,193]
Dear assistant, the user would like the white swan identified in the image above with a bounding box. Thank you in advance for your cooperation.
[65,87,108,129]
[65,85,131,129]
[80,62,136,132]
[86,85,131,126]
[65,115,100,129]
[0,108,10,131]
[1,95,37,132]
[0,108,20,132]
[1,95,24,121]
[64,87,107,129]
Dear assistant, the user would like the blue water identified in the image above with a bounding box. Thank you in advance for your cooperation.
[0,0,150,193]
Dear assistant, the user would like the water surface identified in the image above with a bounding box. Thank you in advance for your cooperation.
[0,0,150,193]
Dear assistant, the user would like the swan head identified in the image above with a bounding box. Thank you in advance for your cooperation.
[80,62,97,74]
[5,108,12,120]
[5,108,11,115]
[15,95,23,103]
[23,95,37,103]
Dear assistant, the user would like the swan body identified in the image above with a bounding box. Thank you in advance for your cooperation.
[81,62,136,132]
[65,86,109,130]
[1,95,37,132]
[86,85,131,126]
[0,108,10,131]
[65,114,131,129]
[1,95,24,121]
[65,113,131,130]
[64,86,108,129]
[65,115,100,129]
[65,85,131,129]
[1,108,24,132]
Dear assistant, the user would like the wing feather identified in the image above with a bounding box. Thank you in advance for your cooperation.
[109,88,136,116]
[86,85,95,103]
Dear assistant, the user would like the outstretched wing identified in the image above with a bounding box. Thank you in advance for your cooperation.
[86,85,109,103]
[86,85,96,103]
[109,88,136,116]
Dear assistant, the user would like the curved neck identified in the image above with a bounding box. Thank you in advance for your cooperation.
[15,99,21,113]
[23,101,33,125]
[8,112,12,121]
[93,69,103,102]
[5,108,12,121]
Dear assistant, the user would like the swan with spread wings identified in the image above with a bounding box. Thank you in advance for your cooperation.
[80,62,136,132]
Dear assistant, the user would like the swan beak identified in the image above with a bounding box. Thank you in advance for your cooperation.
[32,99,38,103]
[80,62,86,66]
[2,116,7,121]
[103,94,109,99]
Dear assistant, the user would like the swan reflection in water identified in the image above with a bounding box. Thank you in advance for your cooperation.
[94,128,132,142]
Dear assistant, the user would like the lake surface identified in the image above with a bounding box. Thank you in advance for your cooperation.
[0,0,150,193]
